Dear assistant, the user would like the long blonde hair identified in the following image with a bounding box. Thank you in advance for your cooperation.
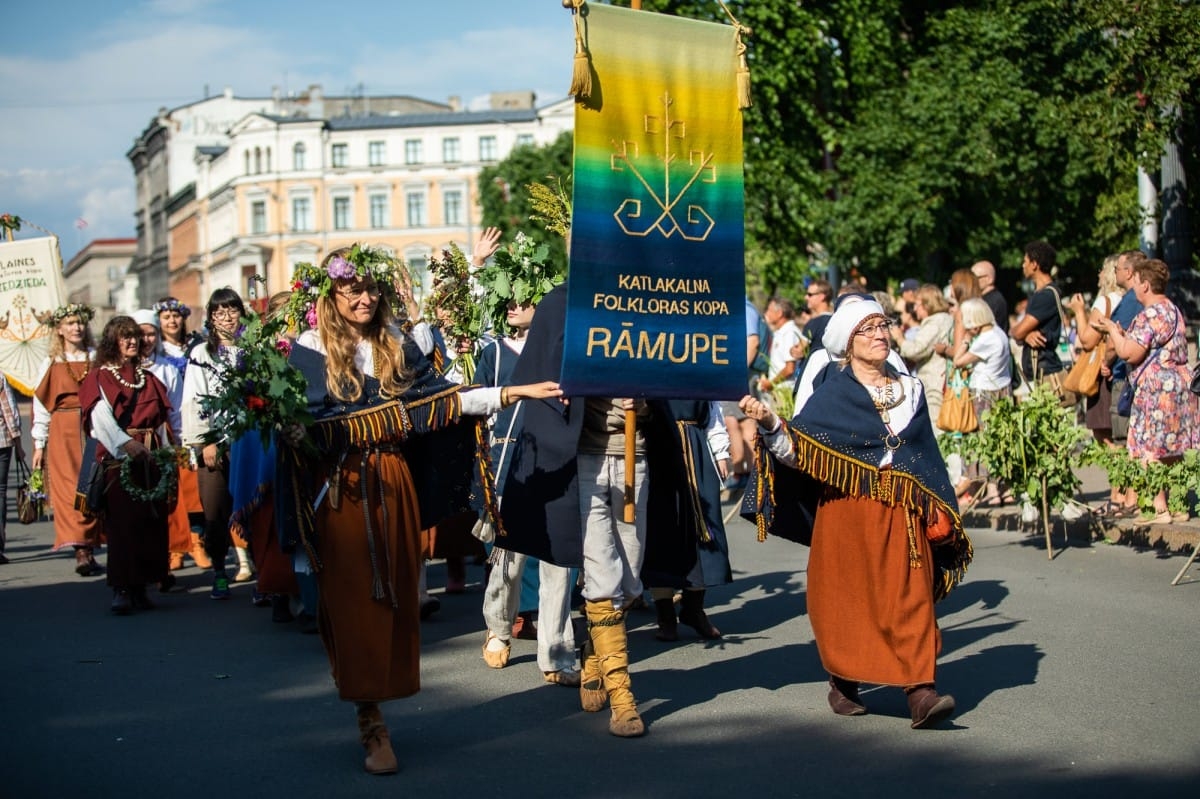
[315,292,413,403]
[1096,254,1120,298]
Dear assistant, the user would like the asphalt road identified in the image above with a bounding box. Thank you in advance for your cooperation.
[2,506,1198,798]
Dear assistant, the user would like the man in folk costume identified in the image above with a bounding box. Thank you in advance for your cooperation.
[501,283,732,737]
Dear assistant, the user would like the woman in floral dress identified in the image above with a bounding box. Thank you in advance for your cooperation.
[1095,258,1199,523]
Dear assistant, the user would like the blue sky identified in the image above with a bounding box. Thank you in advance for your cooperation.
[0,0,575,260]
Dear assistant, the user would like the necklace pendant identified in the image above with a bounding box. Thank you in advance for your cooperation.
[879,409,890,424]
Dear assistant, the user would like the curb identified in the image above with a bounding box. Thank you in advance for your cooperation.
[963,506,1200,554]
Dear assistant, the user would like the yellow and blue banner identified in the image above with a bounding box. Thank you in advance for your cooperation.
[562,2,746,400]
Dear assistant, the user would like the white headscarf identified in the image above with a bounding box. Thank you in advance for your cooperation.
[821,299,886,359]
[132,309,159,329]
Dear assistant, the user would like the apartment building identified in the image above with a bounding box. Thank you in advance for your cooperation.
[128,85,574,312]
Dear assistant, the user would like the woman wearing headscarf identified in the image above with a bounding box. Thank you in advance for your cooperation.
[741,299,972,729]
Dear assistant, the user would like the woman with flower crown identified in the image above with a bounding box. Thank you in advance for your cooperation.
[181,288,255,599]
[32,303,105,576]
[280,244,561,775]
[78,316,176,614]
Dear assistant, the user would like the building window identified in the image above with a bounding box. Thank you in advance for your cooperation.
[331,143,348,168]
[406,191,427,227]
[443,190,463,226]
[404,139,423,165]
[293,143,306,170]
[478,135,498,162]
[265,147,271,172]
[442,137,461,163]
[368,141,386,167]
[516,133,534,148]
[333,196,351,230]
[244,151,250,175]
[251,200,267,235]
[254,147,262,173]
[292,197,312,232]
[369,194,389,229]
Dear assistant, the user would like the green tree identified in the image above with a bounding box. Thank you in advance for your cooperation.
[477,131,574,269]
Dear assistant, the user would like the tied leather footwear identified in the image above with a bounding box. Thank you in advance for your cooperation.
[482,632,511,669]
[678,590,721,640]
[168,551,184,571]
[586,599,646,738]
[653,597,679,642]
[827,677,867,716]
[355,704,398,776]
[907,686,956,729]
[578,636,607,712]
[544,669,582,687]
[75,548,91,576]
[111,590,133,615]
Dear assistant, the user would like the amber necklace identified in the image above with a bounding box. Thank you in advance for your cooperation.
[866,378,905,424]
[101,362,146,390]
[63,356,90,384]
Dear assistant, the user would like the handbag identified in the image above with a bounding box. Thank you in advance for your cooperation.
[15,460,43,525]
[936,369,978,433]
[1062,341,1105,397]
[1062,296,1111,398]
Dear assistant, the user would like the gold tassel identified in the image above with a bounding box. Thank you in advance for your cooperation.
[566,0,592,100]
[719,0,752,109]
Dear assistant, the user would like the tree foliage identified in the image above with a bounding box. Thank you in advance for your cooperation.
[593,0,1199,300]
[477,131,573,271]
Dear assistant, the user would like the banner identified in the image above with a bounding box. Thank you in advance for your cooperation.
[0,237,67,394]
[562,3,746,400]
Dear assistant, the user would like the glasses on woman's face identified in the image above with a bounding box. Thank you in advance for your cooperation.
[856,321,894,338]
[337,284,381,300]
[211,307,241,320]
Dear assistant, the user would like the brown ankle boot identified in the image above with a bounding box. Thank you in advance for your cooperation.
[586,599,645,737]
[75,548,91,576]
[355,703,398,774]
[578,636,607,712]
[828,676,867,716]
[189,532,212,570]
[168,551,185,571]
[906,685,955,729]
[653,597,678,641]
[678,589,721,639]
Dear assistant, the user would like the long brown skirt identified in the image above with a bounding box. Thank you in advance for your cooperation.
[247,504,298,595]
[101,460,169,590]
[315,450,422,703]
[808,494,940,687]
[47,408,103,550]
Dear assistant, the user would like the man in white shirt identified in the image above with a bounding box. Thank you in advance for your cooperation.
[757,296,803,405]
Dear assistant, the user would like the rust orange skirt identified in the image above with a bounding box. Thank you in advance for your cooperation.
[808,494,940,687]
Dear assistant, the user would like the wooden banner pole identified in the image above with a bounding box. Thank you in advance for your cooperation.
[623,0,643,523]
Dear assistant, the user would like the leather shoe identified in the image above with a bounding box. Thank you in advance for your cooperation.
[907,685,955,729]
[111,590,133,615]
[828,677,867,716]
[130,588,155,611]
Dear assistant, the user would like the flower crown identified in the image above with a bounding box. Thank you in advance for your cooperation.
[152,298,192,318]
[283,243,403,332]
[46,302,95,327]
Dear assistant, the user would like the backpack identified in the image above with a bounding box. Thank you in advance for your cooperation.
[750,311,771,376]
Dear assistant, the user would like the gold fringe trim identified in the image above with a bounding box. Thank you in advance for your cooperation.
[748,426,973,600]
[565,0,592,100]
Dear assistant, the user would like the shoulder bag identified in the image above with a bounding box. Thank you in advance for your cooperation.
[1062,296,1111,398]
[16,459,43,524]
[936,368,978,434]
